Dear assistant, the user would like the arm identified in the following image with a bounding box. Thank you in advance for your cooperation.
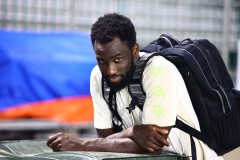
[47,132,145,153]
[97,125,170,153]
[96,128,132,139]
[46,125,170,153]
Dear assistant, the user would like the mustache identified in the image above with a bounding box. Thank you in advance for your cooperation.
[104,74,124,79]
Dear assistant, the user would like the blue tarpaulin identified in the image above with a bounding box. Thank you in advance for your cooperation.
[0,30,96,121]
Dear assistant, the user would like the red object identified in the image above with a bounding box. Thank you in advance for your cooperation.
[0,96,94,123]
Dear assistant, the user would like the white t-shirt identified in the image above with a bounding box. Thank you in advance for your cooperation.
[90,52,223,160]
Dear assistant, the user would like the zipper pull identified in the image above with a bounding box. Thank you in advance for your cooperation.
[181,38,193,45]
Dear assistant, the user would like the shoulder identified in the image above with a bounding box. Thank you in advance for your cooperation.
[90,65,102,88]
[91,65,102,81]
[140,52,179,76]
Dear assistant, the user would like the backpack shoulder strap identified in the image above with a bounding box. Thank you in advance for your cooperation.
[102,77,124,132]
[102,77,110,104]
[128,52,165,111]
[129,33,180,111]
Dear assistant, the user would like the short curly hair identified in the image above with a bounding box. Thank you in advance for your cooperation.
[90,13,136,49]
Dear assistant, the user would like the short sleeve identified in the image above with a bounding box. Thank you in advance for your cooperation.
[141,56,179,127]
[90,66,112,129]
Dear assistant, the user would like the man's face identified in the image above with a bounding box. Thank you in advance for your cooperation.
[94,37,139,92]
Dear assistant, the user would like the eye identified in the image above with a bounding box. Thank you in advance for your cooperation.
[97,59,106,64]
[114,57,121,63]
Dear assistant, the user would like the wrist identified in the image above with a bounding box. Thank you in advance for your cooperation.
[127,127,134,140]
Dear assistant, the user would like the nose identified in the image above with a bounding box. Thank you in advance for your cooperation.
[105,62,117,76]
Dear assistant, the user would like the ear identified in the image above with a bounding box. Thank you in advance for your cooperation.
[132,43,140,64]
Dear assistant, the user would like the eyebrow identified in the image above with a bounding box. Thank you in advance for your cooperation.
[96,53,122,60]
[109,54,122,59]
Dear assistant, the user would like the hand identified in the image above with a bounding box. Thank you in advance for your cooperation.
[47,132,84,152]
[130,125,170,153]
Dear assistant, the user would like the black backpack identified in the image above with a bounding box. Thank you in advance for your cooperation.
[102,33,240,157]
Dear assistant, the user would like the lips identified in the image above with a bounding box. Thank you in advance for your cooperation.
[108,76,122,83]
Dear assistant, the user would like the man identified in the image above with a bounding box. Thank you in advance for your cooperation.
[47,13,223,159]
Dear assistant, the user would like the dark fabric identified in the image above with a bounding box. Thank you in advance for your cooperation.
[108,90,123,132]
[190,135,197,160]
[178,67,212,136]
[102,77,123,132]
[138,34,240,155]
[210,107,240,155]
[141,33,180,53]
[175,119,213,149]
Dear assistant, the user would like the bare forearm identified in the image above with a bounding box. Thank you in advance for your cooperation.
[47,132,142,153]
[81,137,143,153]
[105,127,133,139]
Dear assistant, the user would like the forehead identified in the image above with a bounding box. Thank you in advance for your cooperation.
[94,37,130,56]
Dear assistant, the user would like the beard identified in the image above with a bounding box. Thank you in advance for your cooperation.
[103,61,136,92]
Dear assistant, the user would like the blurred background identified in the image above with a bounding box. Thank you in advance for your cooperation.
[0,0,239,159]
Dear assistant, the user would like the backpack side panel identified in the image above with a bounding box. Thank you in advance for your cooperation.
[161,40,240,155]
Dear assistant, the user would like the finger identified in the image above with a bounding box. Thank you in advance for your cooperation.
[145,128,169,147]
[47,133,61,146]
[149,148,163,155]
[145,146,155,153]
[146,141,163,152]
[142,134,164,150]
[141,127,166,149]
[52,147,59,152]
[48,136,62,151]
[154,134,170,147]
[56,143,63,152]
[153,126,170,146]
[143,137,164,153]
[154,127,169,135]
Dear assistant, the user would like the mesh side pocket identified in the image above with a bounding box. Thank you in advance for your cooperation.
[210,109,240,155]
